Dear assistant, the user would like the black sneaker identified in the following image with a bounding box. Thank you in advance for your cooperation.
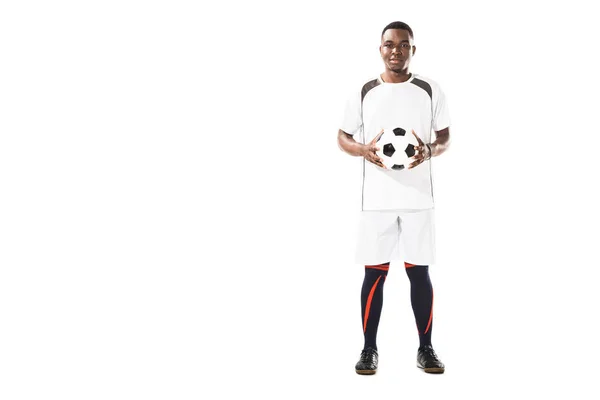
[417,344,445,374]
[355,347,378,375]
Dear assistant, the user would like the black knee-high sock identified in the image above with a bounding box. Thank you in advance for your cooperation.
[361,263,389,351]
[404,263,434,348]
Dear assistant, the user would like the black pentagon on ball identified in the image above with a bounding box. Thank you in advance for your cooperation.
[393,127,406,136]
[391,164,405,170]
[405,143,416,157]
[383,143,395,157]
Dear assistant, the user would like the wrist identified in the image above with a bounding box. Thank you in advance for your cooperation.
[427,143,435,158]
[358,143,368,157]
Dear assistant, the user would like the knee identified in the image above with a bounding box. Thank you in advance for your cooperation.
[366,262,390,269]
[365,262,389,277]
[404,262,428,269]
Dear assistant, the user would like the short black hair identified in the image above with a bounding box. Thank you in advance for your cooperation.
[381,21,414,40]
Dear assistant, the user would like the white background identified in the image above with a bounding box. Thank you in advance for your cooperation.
[1,0,600,398]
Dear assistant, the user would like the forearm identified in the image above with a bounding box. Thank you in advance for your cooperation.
[338,129,366,157]
[430,141,449,157]
[429,128,450,158]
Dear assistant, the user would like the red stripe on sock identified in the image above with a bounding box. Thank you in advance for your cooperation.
[366,262,389,269]
[424,290,434,334]
[363,276,382,333]
[366,265,389,271]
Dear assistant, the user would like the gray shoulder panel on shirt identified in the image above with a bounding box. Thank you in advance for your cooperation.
[361,79,380,104]
[410,77,432,99]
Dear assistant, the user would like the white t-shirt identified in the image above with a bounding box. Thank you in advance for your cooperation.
[340,73,450,211]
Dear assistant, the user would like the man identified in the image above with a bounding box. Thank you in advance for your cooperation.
[337,21,451,375]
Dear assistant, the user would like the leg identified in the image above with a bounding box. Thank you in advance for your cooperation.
[405,262,445,373]
[353,210,398,375]
[361,263,389,350]
[399,210,443,372]
[404,262,433,347]
[355,262,389,375]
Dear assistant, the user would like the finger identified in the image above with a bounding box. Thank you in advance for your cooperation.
[408,158,423,169]
[411,152,424,161]
[411,129,424,145]
[417,145,430,157]
[409,160,422,169]
[410,157,422,166]
[369,159,385,169]
[415,144,428,156]
[372,129,385,144]
[371,156,386,169]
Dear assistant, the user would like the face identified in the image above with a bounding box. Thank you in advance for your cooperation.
[379,29,415,73]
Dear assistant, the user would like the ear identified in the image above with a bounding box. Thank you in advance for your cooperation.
[412,45,417,56]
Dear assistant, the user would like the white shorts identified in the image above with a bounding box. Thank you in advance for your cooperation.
[355,209,436,266]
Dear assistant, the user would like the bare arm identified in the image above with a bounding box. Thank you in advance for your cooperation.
[408,127,451,169]
[337,129,386,168]
[337,129,366,157]
[429,127,450,157]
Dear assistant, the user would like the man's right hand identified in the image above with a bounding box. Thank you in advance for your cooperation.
[361,129,387,169]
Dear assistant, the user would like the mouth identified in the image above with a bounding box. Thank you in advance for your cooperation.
[390,58,402,63]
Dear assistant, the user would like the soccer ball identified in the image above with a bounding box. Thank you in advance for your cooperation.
[375,127,419,170]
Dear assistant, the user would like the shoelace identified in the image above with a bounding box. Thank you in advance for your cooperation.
[422,347,439,360]
[361,349,377,363]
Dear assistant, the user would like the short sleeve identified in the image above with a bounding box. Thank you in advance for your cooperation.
[340,88,362,136]
[432,85,450,132]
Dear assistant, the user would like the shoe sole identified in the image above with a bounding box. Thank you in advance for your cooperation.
[356,369,377,375]
[417,365,445,374]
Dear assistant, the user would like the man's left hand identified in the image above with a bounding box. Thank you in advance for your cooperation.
[408,129,432,169]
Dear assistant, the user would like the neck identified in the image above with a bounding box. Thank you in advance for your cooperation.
[381,70,412,83]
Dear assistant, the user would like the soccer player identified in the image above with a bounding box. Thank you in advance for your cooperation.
[338,21,451,375]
